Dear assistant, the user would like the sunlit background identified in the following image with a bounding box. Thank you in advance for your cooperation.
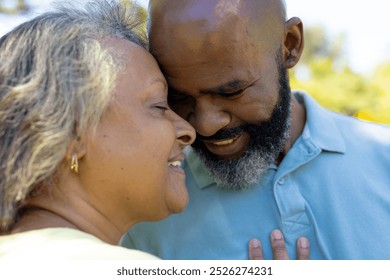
[1,0,389,123]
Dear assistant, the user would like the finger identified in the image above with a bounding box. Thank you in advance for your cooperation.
[270,229,289,260]
[296,237,310,260]
[248,239,265,260]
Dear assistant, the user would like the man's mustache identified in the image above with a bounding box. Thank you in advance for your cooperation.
[196,126,247,142]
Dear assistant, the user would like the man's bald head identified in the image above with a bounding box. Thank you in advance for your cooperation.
[148,0,287,40]
[148,0,287,24]
[148,0,291,67]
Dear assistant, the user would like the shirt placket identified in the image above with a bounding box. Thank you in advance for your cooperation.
[273,140,321,237]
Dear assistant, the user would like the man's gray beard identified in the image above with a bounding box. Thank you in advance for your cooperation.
[192,57,292,191]
[194,112,291,191]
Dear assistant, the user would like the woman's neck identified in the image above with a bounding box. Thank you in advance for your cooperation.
[11,207,77,233]
[11,191,124,245]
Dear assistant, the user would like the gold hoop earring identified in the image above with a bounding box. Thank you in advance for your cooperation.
[70,154,78,173]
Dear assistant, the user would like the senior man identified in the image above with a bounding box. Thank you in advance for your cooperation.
[121,0,390,259]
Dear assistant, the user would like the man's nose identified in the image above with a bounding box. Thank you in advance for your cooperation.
[188,96,231,137]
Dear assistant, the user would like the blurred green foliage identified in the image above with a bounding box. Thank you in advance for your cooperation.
[290,26,390,124]
[0,0,28,14]
[120,0,147,32]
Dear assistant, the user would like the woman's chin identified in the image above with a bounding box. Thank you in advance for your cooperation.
[167,187,189,215]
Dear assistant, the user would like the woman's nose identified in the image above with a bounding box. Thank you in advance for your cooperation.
[174,113,196,147]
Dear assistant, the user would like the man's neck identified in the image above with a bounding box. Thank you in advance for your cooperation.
[282,95,306,156]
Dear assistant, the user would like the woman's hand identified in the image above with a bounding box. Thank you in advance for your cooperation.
[248,229,310,260]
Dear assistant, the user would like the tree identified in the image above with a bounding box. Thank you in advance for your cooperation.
[0,0,29,14]
[300,25,346,65]
[120,0,147,33]
[290,26,390,124]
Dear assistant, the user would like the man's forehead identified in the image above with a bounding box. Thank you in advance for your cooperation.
[148,0,286,52]
[149,0,285,57]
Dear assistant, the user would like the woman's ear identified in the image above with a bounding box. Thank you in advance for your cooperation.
[65,137,87,161]
[283,17,304,69]
[65,137,87,174]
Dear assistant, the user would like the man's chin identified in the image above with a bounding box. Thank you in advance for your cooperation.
[192,145,263,190]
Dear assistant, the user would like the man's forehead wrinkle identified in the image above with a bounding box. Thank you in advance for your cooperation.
[161,60,212,77]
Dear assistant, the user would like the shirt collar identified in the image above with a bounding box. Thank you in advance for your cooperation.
[184,147,216,189]
[295,91,346,154]
[185,91,346,189]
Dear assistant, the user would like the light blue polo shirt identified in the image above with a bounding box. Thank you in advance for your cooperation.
[121,92,390,260]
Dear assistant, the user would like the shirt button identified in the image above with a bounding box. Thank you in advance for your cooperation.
[278,178,285,185]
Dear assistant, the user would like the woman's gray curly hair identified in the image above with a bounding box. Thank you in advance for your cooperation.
[0,0,147,232]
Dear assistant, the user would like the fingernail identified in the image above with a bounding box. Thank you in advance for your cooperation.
[298,237,309,249]
[271,229,283,240]
[250,239,261,248]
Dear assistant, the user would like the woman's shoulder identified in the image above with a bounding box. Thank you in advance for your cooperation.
[0,228,159,260]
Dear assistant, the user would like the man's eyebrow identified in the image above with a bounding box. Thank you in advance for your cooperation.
[200,80,250,94]
[168,86,187,95]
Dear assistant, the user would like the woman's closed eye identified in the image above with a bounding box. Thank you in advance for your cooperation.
[153,102,169,111]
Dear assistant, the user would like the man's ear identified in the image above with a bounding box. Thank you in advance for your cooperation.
[283,17,304,69]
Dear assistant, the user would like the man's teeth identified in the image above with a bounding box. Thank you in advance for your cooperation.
[212,139,235,146]
[168,161,182,167]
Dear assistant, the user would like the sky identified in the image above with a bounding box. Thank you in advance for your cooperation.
[1,0,389,75]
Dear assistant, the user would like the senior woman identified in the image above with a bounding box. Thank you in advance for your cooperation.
[0,0,197,259]
[0,0,308,260]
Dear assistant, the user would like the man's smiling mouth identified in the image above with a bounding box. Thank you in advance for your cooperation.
[204,134,241,146]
